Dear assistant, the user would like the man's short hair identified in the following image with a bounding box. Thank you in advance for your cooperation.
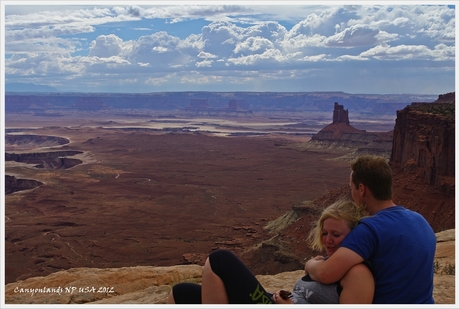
[351,155,393,200]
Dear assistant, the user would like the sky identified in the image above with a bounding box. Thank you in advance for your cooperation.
[1,1,458,94]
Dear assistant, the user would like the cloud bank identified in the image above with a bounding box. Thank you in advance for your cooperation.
[3,3,457,94]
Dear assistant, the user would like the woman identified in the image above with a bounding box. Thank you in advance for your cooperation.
[168,199,374,304]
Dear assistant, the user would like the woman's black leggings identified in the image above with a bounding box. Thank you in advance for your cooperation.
[172,249,274,304]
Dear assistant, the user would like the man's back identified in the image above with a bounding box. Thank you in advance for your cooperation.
[340,205,436,304]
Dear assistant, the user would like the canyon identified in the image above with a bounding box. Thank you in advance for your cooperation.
[5,120,351,286]
[3,91,456,304]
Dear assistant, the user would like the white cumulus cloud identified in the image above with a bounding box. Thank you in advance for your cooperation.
[3,3,456,93]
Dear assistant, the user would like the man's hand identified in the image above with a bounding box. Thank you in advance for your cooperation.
[305,247,364,284]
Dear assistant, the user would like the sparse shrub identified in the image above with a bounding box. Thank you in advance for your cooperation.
[441,263,455,275]
[434,260,441,274]
[434,260,455,275]
[414,103,455,118]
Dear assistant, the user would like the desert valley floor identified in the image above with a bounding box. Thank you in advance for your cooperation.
[4,114,359,284]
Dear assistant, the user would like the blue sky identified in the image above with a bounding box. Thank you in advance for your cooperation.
[2,1,458,94]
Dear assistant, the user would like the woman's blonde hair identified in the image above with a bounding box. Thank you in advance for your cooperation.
[307,198,367,252]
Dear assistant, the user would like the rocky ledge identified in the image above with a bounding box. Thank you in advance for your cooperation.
[4,229,455,304]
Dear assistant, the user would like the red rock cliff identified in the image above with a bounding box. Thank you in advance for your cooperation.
[390,93,455,190]
[388,92,455,232]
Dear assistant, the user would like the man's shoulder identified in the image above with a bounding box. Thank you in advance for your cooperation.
[361,205,424,223]
[370,205,418,218]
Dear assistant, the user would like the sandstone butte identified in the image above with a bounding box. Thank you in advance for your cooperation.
[3,229,455,304]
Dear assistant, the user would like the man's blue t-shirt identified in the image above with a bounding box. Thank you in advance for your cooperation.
[340,206,436,304]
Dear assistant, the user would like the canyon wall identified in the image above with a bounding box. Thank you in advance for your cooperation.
[390,94,455,191]
[387,93,455,232]
[5,175,43,195]
[5,151,83,170]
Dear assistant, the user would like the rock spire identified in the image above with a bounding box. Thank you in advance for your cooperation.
[332,102,349,124]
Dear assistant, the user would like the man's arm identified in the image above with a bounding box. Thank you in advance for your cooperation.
[304,247,363,284]
[339,263,374,303]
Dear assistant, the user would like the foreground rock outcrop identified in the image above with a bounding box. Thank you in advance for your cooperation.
[5,229,454,304]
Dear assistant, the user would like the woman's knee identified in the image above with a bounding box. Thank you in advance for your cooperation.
[170,282,202,304]
[208,249,236,275]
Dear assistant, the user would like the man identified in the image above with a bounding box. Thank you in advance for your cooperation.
[305,155,436,303]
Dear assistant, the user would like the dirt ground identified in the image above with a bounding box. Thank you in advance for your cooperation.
[5,115,352,284]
